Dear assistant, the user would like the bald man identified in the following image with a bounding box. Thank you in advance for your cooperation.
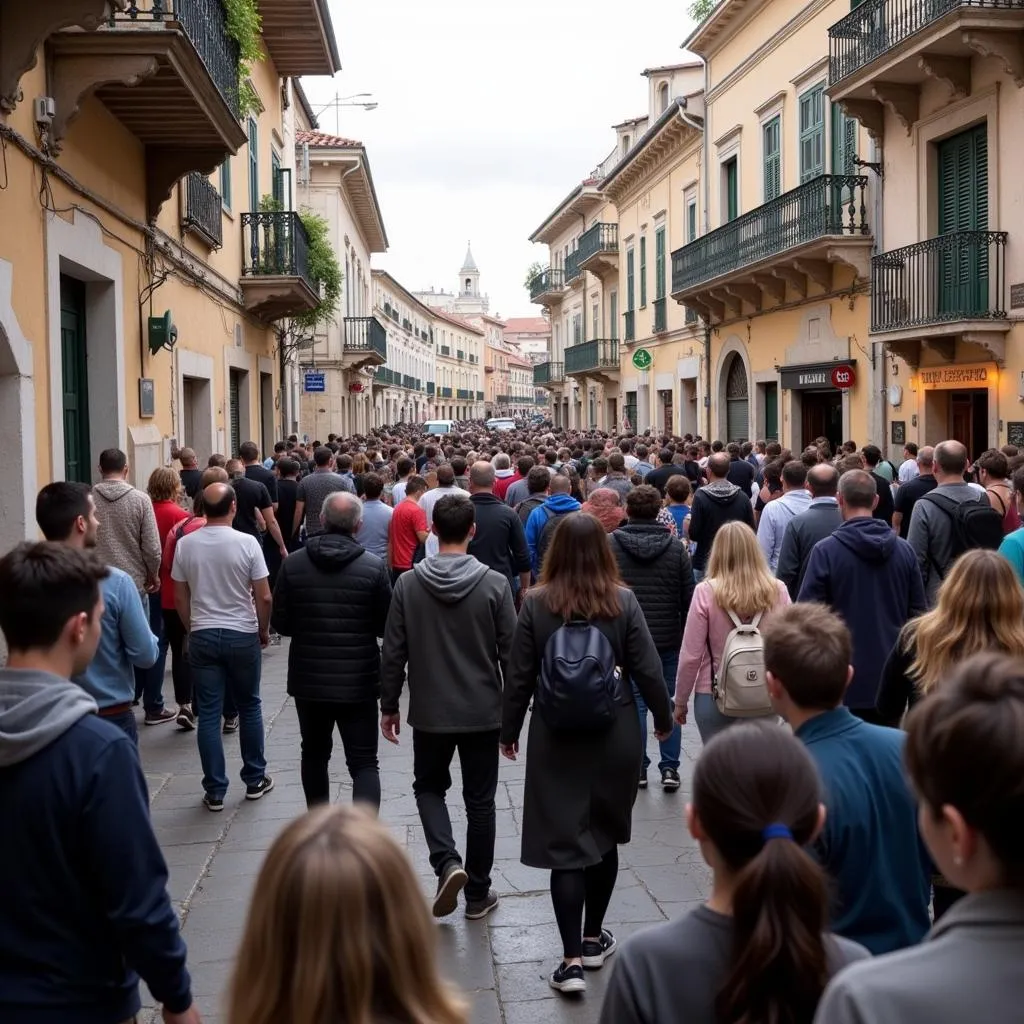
[467,460,532,597]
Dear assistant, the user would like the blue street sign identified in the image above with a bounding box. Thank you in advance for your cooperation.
[303,371,325,393]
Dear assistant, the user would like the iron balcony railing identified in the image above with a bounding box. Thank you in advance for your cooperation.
[477,390,485,401]
[427,381,436,396]
[529,267,564,301]
[110,0,240,116]
[374,367,396,387]
[456,388,472,400]
[343,316,388,360]
[440,386,453,398]
[496,394,511,403]
[578,222,619,264]
[469,353,478,363]
[624,310,635,342]
[242,211,316,294]
[565,248,583,284]
[402,318,412,331]
[671,174,870,295]
[182,172,222,248]
[457,350,465,360]
[402,374,416,390]
[871,231,1008,332]
[440,345,451,356]
[534,361,564,385]
[564,339,619,375]
[653,297,667,334]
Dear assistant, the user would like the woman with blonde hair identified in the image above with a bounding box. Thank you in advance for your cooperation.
[674,521,790,744]
[227,804,467,1024]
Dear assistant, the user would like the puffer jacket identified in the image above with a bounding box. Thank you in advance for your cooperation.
[271,531,392,701]
[609,522,695,651]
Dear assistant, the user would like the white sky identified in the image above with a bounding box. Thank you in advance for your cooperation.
[304,0,697,320]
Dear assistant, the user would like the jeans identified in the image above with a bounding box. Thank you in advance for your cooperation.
[632,649,681,772]
[133,592,167,714]
[294,697,380,809]
[693,692,776,745]
[163,607,191,706]
[693,568,706,584]
[189,629,266,798]
[101,708,138,745]
[412,729,499,903]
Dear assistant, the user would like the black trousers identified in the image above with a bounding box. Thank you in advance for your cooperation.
[294,697,381,810]
[550,848,619,960]
[412,729,499,903]
[163,607,191,707]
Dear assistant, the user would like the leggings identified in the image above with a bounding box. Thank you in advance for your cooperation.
[549,847,619,960]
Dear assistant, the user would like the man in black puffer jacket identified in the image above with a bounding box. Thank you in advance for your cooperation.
[609,485,695,792]
[271,490,392,810]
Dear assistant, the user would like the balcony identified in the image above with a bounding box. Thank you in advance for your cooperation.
[374,367,397,387]
[870,231,1010,365]
[240,212,320,321]
[534,361,565,388]
[457,350,465,360]
[496,394,511,404]
[456,388,472,400]
[564,339,620,382]
[255,0,340,76]
[477,390,485,401]
[565,248,583,287]
[485,364,495,373]
[578,223,619,277]
[402,318,413,332]
[47,0,247,219]
[342,316,388,370]
[427,381,436,396]
[624,310,635,342]
[440,345,451,356]
[529,267,565,305]
[670,174,872,324]
[402,374,416,390]
[828,0,1024,119]
[181,172,222,249]
[440,386,453,398]
[653,297,667,335]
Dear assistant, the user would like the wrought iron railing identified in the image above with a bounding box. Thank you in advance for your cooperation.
[402,374,416,390]
[182,172,222,248]
[427,381,436,396]
[343,317,388,360]
[457,350,465,360]
[871,231,1008,332]
[109,0,240,116]
[242,211,316,294]
[477,390,484,401]
[440,386,453,398]
[456,388,472,400]
[440,345,451,356]
[624,310,635,342]
[565,248,583,284]
[578,222,619,264]
[374,367,396,386]
[565,339,619,375]
[529,267,564,301]
[402,318,412,331]
[534,361,564,385]
[496,394,511,403]
[653,297,667,334]
[670,174,870,295]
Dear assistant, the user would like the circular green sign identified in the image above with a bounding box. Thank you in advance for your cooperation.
[632,347,653,371]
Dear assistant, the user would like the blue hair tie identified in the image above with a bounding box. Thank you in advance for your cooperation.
[762,823,793,842]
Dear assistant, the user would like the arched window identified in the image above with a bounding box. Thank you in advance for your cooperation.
[725,355,750,443]
[659,82,669,112]
[465,278,472,292]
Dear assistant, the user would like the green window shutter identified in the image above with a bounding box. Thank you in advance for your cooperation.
[763,117,781,200]
[725,159,738,221]
[247,118,259,209]
[610,292,618,340]
[626,249,635,311]
[271,151,283,207]
[686,201,697,242]
[799,85,824,182]
[219,159,232,210]
[938,123,988,234]
[655,227,666,300]
[639,236,647,306]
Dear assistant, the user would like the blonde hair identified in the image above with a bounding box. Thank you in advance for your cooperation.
[147,466,180,502]
[706,521,779,619]
[227,805,468,1024]
[903,549,1024,695]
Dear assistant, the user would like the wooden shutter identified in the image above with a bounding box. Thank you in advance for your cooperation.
[655,227,666,300]
[725,159,739,221]
[626,249,635,311]
[229,370,241,458]
[799,86,824,182]
[640,236,647,306]
[763,117,781,200]
[610,292,618,340]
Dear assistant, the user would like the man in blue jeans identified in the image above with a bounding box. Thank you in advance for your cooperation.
[172,482,274,811]
[609,485,695,790]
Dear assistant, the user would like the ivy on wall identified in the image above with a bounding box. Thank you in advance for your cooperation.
[223,0,264,118]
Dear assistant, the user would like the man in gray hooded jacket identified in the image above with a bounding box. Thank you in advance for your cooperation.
[380,493,516,923]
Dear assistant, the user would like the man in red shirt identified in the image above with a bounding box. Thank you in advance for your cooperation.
[389,476,429,583]
[493,453,519,502]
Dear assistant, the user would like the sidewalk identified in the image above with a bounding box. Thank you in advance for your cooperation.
[139,643,710,1024]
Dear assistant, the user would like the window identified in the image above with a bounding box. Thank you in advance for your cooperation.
[219,159,232,211]
[639,236,647,307]
[831,104,857,176]
[686,199,697,242]
[592,302,599,339]
[723,158,739,222]
[271,151,284,208]
[622,134,631,156]
[655,226,666,301]
[626,248,635,311]
[610,292,618,341]
[659,83,669,112]
[798,85,825,182]
[247,118,259,210]
[572,313,582,344]
[763,116,781,201]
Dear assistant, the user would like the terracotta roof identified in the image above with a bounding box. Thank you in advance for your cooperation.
[296,129,363,149]
[432,308,485,335]
[503,317,551,334]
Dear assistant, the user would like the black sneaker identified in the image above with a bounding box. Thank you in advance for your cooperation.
[638,773,648,790]
[465,889,500,920]
[245,775,275,800]
[223,715,239,734]
[432,862,468,918]
[549,961,586,994]
[144,708,177,726]
[581,929,617,969]
[661,767,681,791]
[203,793,224,813]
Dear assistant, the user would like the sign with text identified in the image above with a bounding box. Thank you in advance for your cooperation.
[779,361,857,391]
[631,347,653,371]
[831,365,856,389]
[1011,283,1024,309]
[917,364,994,390]
[303,371,326,393]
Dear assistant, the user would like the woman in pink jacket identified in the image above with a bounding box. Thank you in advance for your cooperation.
[674,521,790,744]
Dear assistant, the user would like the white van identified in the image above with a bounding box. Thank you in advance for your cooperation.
[485,417,516,432]
[423,419,457,436]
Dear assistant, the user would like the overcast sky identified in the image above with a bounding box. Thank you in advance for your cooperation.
[305,0,697,321]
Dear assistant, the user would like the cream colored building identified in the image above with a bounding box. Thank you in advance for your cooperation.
[433,310,485,420]
[507,354,537,419]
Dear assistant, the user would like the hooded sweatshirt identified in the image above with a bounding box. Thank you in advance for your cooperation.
[380,553,517,732]
[524,492,582,574]
[688,480,756,572]
[0,670,191,1023]
[92,480,162,593]
[798,517,927,708]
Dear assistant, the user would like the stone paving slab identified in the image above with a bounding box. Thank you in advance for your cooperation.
[136,642,711,1023]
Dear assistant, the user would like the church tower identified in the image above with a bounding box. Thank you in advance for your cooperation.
[459,241,480,299]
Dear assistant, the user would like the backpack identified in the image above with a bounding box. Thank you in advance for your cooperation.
[536,621,623,731]
[922,491,1003,573]
[515,494,545,526]
[708,610,772,718]
[535,506,573,572]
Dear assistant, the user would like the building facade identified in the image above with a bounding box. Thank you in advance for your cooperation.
[432,310,485,420]
[415,244,491,316]
[0,0,339,554]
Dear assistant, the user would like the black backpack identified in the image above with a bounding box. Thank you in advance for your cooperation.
[923,491,1003,573]
[535,507,574,572]
[536,621,622,731]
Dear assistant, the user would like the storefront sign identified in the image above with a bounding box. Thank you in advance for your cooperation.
[1008,422,1024,448]
[831,365,856,389]
[1010,283,1024,310]
[779,361,857,390]
[632,348,653,371]
[303,371,326,393]
[917,364,994,390]
[891,420,906,446]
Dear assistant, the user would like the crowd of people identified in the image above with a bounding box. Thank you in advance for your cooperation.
[1,419,1023,1023]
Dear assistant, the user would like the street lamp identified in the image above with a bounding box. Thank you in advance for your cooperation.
[314,93,379,133]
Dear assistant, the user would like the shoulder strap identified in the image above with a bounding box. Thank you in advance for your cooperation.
[750,610,763,628]
[986,487,1007,516]
[922,491,958,516]
[174,515,196,542]
[726,609,742,629]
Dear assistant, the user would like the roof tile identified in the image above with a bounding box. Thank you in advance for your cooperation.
[296,129,363,149]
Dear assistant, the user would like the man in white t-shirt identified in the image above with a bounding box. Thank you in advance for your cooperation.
[897,442,921,485]
[172,482,274,812]
[420,464,463,557]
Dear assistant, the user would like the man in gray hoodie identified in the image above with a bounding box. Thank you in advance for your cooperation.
[380,493,516,922]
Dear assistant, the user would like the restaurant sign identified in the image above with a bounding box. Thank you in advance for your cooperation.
[918,364,994,390]
[779,361,857,390]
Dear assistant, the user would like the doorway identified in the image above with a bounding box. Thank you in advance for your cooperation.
[260,371,275,454]
[60,276,91,483]
[228,368,246,457]
[949,389,989,460]
[182,375,213,459]
[659,388,673,435]
[801,390,842,452]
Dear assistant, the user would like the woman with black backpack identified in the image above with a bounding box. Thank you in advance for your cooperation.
[501,512,673,997]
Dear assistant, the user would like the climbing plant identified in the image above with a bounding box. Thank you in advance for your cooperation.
[687,0,720,22]
[222,0,264,118]
[294,210,342,332]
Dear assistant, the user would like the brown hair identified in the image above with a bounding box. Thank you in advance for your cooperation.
[147,466,180,503]
[763,603,851,709]
[694,724,830,1024]
[535,512,622,620]
[905,652,1024,887]
[666,475,691,503]
[227,805,467,1024]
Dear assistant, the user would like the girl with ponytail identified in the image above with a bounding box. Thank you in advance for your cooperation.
[599,724,869,1024]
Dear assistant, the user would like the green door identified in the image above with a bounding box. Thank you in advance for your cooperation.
[60,276,91,483]
[764,383,779,442]
[938,123,988,316]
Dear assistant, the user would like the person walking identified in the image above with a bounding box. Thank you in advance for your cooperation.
[358,471,393,561]
[0,542,198,1024]
[492,452,518,501]
[504,455,536,507]
[776,463,841,599]
[756,460,812,573]
[388,475,429,582]
[688,452,755,582]
[609,485,694,791]
[998,464,1024,585]
[380,495,515,921]
[798,470,926,723]
[764,603,932,954]
[421,464,465,557]
[240,441,278,505]
[502,512,673,995]
[674,521,789,744]
[293,446,355,541]
[599,725,869,1024]
[272,492,392,810]
[513,465,550,526]
[524,473,581,577]
[862,445,895,526]
[644,447,686,497]
[897,441,920,484]
[172,482,274,811]
[226,459,289,559]
[892,445,937,539]
[178,446,203,500]
[975,448,1020,535]
[467,461,532,597]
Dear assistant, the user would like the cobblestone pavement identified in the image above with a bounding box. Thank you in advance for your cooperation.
[138,642,711,1024]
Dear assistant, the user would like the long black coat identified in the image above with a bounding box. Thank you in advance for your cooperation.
[271,532,392,702]
[501,588,673,869]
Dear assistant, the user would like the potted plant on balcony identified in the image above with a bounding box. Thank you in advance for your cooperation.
[223,0,264,118]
